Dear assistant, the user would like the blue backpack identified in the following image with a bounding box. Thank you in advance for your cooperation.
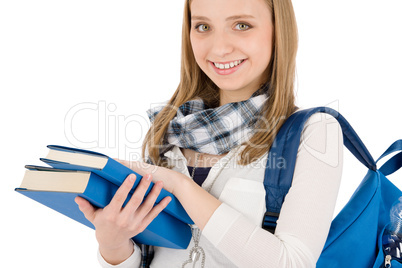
[262,107,402,267]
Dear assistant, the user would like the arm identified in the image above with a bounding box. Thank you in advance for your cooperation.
[97,241,142,268]
[125,161,221,231]
[129,113,343,267]
[203,114,343,267]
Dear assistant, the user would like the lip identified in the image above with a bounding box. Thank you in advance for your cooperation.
[209,59,247,75]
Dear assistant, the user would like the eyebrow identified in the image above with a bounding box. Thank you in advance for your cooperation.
[191,14,256,21]
[226,15,255,21]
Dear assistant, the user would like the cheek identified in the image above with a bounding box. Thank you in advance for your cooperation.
[248,34,273,68]
[190,35,205,63]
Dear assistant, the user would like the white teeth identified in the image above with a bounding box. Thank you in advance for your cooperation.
[214,60,244,70]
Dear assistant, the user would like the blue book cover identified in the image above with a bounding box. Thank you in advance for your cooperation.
[15,166,192,249]
[40,145,193,225]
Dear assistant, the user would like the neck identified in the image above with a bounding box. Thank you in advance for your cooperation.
[218,82,265,106]
[181,148,226,167]
[219,89,255,106]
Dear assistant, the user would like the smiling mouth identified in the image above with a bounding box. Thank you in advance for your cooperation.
[213,59,245,70]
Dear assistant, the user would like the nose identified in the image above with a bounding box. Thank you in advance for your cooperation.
[210,30,234,58]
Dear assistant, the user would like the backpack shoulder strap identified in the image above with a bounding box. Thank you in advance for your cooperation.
[262,107,376,233]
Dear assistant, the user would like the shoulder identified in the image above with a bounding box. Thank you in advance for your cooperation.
[303,111,340,127]
[296,110,342,144]
[296,111,343,169]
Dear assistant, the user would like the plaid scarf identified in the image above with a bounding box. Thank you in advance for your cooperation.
[147,85,269,156]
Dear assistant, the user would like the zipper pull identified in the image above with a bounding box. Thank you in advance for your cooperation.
[385,255,392,268]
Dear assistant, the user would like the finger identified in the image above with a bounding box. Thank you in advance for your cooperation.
[134,179,164,218]
[75,196,97,223]
[117,161,168,187]
[108,174,136,211]
[122,174,153,214]
[140,196,172,232]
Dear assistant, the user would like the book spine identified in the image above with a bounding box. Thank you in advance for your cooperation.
[97,158,194,224]
[41,157,193,224]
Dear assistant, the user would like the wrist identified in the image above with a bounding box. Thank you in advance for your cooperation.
[99,239,134,265]
[170,172,193,197]
[170,175,221,230]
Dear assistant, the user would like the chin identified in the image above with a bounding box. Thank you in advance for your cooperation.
[210,78,243,91]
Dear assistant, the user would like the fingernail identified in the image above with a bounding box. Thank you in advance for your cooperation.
[164,197,172,207]
[129,174,135,182]
[145,174,152,181]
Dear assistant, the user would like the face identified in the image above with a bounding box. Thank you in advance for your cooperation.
[190,0,274,103]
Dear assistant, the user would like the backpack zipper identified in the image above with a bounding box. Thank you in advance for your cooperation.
[385,255,392,268]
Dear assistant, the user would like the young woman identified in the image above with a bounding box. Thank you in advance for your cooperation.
[75,0,343,267]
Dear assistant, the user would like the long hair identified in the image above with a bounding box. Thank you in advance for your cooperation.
[142,0,298,166]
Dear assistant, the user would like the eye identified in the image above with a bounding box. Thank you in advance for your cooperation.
[234,23,251,31]
[195,24,211,32]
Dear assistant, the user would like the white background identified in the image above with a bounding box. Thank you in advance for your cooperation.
[1,0,401,267]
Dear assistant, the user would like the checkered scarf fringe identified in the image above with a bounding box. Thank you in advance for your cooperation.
[147,84,269,156]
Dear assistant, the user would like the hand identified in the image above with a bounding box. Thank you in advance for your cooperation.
[75,173,171,264]
[116,160,222,231]
[117,160,191,196]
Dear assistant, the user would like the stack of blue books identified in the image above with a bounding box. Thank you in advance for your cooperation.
[15,145,192,249]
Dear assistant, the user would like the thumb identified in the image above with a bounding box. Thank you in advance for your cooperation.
[75,196,96,223]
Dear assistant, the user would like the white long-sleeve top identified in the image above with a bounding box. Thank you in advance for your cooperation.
[98,113,343,267]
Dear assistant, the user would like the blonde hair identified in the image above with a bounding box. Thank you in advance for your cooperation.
[142,0,298,166]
